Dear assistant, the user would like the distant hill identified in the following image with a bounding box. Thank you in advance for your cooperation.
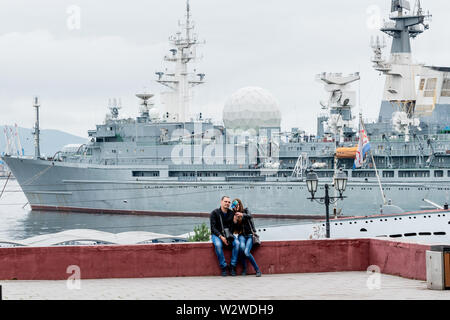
[0,126,88,157]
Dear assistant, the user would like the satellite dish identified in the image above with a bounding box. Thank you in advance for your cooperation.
[136,93,154,101]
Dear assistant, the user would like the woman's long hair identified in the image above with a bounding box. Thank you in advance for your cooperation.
[231,198,244,213]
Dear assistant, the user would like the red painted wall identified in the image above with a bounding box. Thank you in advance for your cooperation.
[0,239,430,281]
[369,239,431,281]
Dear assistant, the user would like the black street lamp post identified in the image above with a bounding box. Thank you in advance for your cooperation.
[306,169,348,238]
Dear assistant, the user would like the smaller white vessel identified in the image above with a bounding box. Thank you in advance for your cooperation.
[258,208,450,244]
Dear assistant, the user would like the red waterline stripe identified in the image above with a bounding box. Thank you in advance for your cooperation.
[30,205,325,220]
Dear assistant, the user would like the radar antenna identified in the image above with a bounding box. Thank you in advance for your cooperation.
[108,98,122,119]
[155,0,206,123]
[371,0,432,122]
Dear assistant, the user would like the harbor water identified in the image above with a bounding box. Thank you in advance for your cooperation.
[0,179,311,241]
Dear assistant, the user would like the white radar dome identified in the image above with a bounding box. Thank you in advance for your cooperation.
[223,87,282,131]
[149,107,160,121]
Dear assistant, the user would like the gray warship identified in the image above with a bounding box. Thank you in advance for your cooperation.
[2,0,450,218]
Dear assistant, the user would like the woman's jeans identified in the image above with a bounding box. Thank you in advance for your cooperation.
[211,234,240,269]
[238,235,260,272]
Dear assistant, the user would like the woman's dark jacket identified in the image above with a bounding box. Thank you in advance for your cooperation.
[230,208,256,236]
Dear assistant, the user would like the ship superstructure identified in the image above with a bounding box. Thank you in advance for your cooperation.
[2,0,450,218]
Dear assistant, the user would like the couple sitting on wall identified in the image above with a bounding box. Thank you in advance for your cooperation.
[210,196,262,277]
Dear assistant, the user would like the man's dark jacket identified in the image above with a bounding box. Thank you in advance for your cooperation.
[210,208,234,237]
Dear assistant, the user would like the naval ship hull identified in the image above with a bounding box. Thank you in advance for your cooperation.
[4,155,450,218]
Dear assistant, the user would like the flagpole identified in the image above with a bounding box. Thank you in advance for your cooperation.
[359,113,387,206]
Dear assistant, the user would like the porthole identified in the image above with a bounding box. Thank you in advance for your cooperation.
[360,228,367,232]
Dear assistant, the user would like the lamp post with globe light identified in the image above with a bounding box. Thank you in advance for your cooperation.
[306,169,348,238]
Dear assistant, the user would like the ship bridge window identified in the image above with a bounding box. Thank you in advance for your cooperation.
[424,78,437,97]
[132,171,160,177]
[434,170,444,178]
[398,170,430,178]
[441,78,450,97]
[352,171,376,178]
[419,78,426,91]
[382,171,394,178]
[317,171,334,178]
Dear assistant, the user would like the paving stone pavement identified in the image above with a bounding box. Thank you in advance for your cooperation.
[1,272,450,300]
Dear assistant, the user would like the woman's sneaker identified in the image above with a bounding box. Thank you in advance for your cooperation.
[255,270,262,277]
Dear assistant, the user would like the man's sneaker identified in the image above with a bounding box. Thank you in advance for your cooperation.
[255,270,262,277]
[221,266,228,277]
[230,266,237,276]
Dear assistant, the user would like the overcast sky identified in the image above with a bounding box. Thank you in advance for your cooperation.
[1,0,449,138]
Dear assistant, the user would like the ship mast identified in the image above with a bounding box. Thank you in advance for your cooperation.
[156,0,206,123]
[371,0,431,120]
[32,97,41,159]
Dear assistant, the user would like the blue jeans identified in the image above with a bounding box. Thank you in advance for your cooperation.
[238,235,260,272]
[212,234,240,269]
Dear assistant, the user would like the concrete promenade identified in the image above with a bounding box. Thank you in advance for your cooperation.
[1,272,450,300]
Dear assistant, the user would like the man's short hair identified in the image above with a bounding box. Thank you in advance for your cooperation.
[221,196,230,201]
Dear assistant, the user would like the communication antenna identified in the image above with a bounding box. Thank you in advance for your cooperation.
[14,124,24,156]
[9,127,17,156]
[32,96,41,159]
[155,0,206,123]
[108,97,122,119]
[3,126,11,155]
